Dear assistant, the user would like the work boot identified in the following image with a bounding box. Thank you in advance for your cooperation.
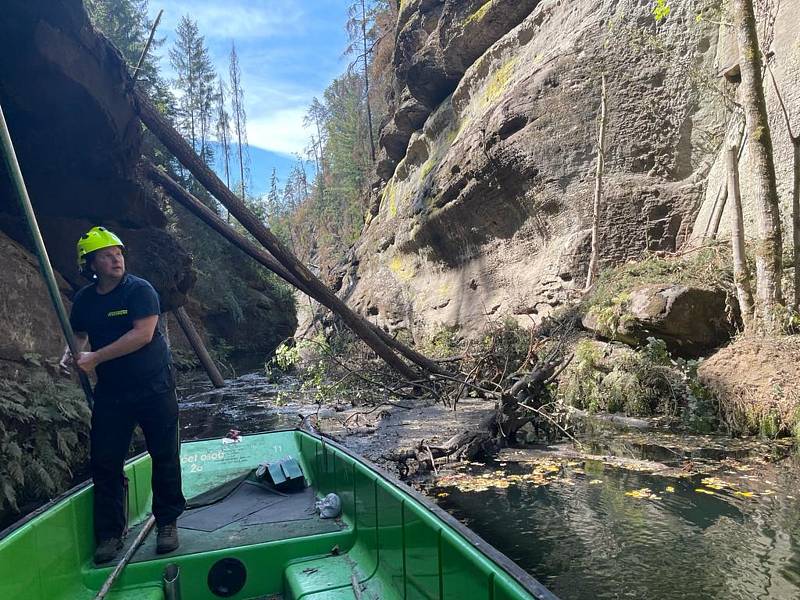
[94,537,123,564]
[156,522,179,554]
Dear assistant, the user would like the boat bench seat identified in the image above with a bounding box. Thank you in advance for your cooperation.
[284,554,362,599]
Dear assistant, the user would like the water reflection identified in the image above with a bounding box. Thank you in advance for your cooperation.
[434,460,800,600]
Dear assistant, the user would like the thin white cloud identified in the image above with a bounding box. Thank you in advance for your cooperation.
[157,1,303,40]
[247,107,312,156]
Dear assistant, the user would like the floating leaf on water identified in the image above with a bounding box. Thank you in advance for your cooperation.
[665,485,675,493]
[436,492,449,498]
[733,491,755,498]
[625,488,660,500]
[589,479,603,485]
[695,488,715,495]
[700,477,729,490]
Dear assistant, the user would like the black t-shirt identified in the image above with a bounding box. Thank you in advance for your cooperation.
[70,273,172,397]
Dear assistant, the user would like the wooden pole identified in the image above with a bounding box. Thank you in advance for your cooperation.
[0,103,94,406]
[94,516,156,600]
[707,124,747,239]
[585,74,607,291]
[144,162,447,376]
[131,9,162,83]
[727,146,755,329]
[174,307,225,388]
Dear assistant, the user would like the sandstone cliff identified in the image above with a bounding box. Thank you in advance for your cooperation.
[348,0,799,339]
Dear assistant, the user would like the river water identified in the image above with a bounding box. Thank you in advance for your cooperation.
[178,368,800,600]
[432,458,800,600]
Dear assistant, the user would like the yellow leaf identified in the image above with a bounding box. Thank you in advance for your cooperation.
[626,487,660,500]
[695,488,715,495]
[701,477,729,490]
[665,486,675,493]
[589,479,603,485]
[733,491,755,498]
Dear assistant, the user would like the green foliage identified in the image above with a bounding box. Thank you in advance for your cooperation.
[587,292,634,340]
[560,340,605,413]
[423,325,462,359]
[0,373,90,513]
[560,337,717,426]
[653,0,671,22]
[273,341,302,371]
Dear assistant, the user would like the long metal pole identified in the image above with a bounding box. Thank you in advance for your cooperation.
[0,103,94,406]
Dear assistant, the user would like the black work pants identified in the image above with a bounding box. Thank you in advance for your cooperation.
[90,385,186,541]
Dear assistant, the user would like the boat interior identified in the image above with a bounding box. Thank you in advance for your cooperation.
[0,429,543,600]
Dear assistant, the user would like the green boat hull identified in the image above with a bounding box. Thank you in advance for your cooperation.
[0,429,557,600]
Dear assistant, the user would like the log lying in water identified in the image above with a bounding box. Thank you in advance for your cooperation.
[134,91,422,380]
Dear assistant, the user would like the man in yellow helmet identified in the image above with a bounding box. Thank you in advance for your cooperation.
[62,226,185,563]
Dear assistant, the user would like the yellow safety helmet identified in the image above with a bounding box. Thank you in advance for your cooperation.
[76,226,125,269]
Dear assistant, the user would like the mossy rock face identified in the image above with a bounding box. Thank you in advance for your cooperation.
[584,283,736,357]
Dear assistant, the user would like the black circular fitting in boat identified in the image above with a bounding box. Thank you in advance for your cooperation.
[207,557,247,597]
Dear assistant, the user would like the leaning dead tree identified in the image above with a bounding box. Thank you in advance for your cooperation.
[143,161,447,376]
[146,154,576,464]
[727,146,755,329]
[704,117,746,240]
[585,74,607,291]
[133,90,422,380]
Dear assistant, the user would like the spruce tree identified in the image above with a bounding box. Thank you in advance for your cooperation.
[169,15,216,163]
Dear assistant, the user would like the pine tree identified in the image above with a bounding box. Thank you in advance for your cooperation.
[345,0,381,162]
[304,97,328,190]
[229,42,250,200]
[169,15,216,163]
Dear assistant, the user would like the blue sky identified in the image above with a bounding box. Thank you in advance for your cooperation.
[147,0,351,194]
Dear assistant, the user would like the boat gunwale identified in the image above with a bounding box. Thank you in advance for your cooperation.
[0,426,559,600]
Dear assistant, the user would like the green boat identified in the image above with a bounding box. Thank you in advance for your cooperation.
[0,429,558,600]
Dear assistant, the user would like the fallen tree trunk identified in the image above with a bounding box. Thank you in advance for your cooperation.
[145,162,448,376]
[134,91,418,380]
[174,306,225,388]
[387,358,564,471]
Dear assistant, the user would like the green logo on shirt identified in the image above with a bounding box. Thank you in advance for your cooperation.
[107,309,129,317]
